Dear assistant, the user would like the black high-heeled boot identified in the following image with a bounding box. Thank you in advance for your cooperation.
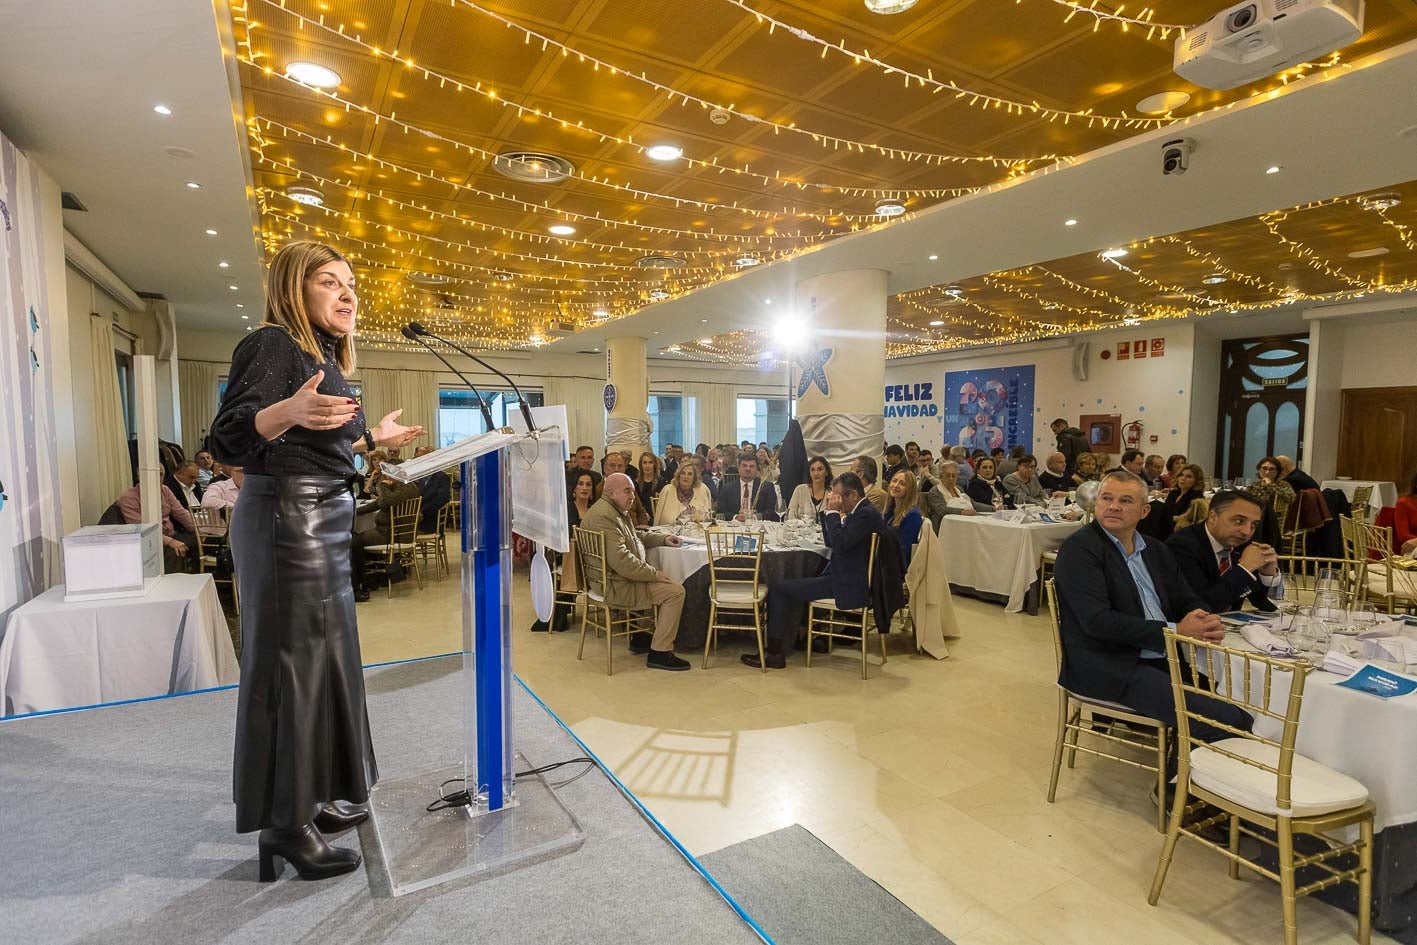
[258,824,361,882]
[314,801,369,834]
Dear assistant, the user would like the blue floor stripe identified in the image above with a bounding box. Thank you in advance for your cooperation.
[514,674,778,945]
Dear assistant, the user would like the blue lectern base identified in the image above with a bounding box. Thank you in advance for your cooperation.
[362,751,585,897]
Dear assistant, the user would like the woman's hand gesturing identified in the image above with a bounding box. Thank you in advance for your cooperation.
[255,370,358,441]
[371,409,426,449]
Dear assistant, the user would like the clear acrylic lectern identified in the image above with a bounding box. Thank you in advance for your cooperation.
[361,424,582,896]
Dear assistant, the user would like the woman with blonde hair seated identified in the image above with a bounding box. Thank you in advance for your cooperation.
[654,461,713,525]
[1164,463,1210,533]
[885,470,925,566]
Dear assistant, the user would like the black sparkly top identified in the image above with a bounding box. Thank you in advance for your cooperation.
[209,325,365,477]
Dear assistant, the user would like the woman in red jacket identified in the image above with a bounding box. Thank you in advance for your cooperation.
[1395,471,1417,556]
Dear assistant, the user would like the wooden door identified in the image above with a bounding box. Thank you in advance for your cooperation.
[1338,387,1417,487]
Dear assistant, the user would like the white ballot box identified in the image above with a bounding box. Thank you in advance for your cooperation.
[61,523,163,602]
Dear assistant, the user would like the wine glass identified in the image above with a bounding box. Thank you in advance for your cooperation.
[1345,602,1378,637]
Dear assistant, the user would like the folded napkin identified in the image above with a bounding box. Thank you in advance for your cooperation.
[1320,650,1365,676]
[1361,636,1417,666]
[1240,624,1296,657]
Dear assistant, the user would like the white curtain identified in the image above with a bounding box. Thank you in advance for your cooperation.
[543,376,606,452]
[682,382,737,447]
[178,360,223,455]
[90,315,132,507]
[356,367,438,451]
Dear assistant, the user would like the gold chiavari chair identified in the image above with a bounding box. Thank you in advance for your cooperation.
[363,497,423,598]
[414,502,451,580]
[190,507,238,615]
[1349,485,1373,524]
[703,528,767,671]
[806,533,886,680]
[1043,580,1169,832]
[1276,553,1360,608]
[574,526,657,676]
[1274,491,1306,559]
[1350,519,1416,614]
[1149,629,1374,945]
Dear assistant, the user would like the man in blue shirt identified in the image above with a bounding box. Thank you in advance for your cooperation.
[1052,471,1253,750]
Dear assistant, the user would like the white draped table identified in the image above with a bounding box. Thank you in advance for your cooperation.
[936,515,1082,613]
[1321,479,1398,513]
[0,573,239,716]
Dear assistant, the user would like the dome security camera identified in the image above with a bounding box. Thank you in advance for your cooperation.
[1161,137,1195,176]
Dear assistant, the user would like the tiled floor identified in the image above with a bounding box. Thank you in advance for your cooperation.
[353,545,1390,945]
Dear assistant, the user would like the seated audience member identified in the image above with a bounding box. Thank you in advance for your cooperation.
[360,449,389,498]
[714,453,780,522]
[885,471,924,565]
[913,448,937,483]
[568,445,604,490]
[1275,454,1320,494]
[636,452,664,513]
[1071,452,1100,486]
[1093,451,1112,473]
[702,449,725,499]
[1051,418,1090,477]
[852,455,890,514]
[905,441,922,470]
[194,449,217,488]
[413,445,452,534]
[533,471,600,633]
[1249,455,1296,510]
[1115,449,1146,479]
[117,481,197,571]
[603,451,650,525]
[935,461,991,516]
[786,455,833,522]
[579,473,691,671]
[948,446,974,485]
[1052,471,1253,753]
[199,466,244,537]
[1160,454,1187,490]
[164,460,204,508]
[1163,464,1210,533]
[1038,452,1071,494]
[989,447,1008,473]
[743,472,883,670]
[881,444,908,485]
[1397,472,1417,556]
[966,456,1006,508]
[1003,454,1046,507]
[350,469,422,601]
[997,445,1026,479]
[1144,454,1166,486]
[1168,490,1284,613]
[661,444,681,484]
[654,462,712,525]
[756,446,779,484]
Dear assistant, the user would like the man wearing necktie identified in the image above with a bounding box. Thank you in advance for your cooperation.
[1167,490,1284,614]
[714,453,779,522]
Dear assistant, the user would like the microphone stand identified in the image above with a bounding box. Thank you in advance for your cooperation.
[410,323,538,432]
[401,325,496,431]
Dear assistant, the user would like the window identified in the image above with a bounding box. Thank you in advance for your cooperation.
[735,396,792,448]
[647,394,697,456]
[437,388,544,445]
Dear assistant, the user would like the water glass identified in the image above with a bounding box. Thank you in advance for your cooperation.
[1344,602,1378,637]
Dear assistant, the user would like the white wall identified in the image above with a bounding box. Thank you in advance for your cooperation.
[884,321,1198,461]
[1336,311,1417,390]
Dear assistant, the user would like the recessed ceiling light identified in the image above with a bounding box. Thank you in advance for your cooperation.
[701,318,708,323]
[945,285,965,297]
[874,202,906,217]
[591,308,609,318]
[1123,317,1142,326]
[205,228,218,236]
[241,315,249,320]
[864,0,918,13]
[285,61,341,88]
[734,255,760,268]
[1135,90,1191,115]
[218,261,229,268]
[491,271,514,282]
[491,151,575,183]
[1360,193,1402,212]
[646,144,683,162]
[634,254,684,268]
[185,181,202,190]
[229,285,239,291]
[246,326,252,331]
[1100,248,1128,259]
[1064,218,1078,226]
[286,185,324,206]
[153,104,172,116]
[928,319,945,327]
[236,303,244,308]
[548,223,577,236]
[649,289,670,300]
[1202,274,1228,284]
[407,271,457,285]
[927,254,939,260]
[1265,165,1282,175]
[698,338,713,346]
[1348,247,1390,258]
[764,299,772,305]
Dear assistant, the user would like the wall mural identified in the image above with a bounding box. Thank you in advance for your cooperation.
[944,365,1036,452]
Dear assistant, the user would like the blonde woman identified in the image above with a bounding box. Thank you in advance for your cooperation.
[211,241,423,882]
[884,470,925,565]
[654,462,713,525]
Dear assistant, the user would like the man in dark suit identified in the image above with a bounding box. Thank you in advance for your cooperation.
[1167,491,1284,614]
[714,453,779,522]
[1053,471,1252,750]
[163,460,203,508]
[743,472,881,669]
[1276,455,1320,493]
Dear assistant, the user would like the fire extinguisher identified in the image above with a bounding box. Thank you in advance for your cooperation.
[1122,420,1144,450]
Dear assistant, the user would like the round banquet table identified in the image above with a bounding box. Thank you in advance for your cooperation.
[1322,479,1398,514]
[935,514,1082,614]
[645,526,829,651]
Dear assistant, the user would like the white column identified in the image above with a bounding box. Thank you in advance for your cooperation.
[793,269,888,469]
[604,336,650,458]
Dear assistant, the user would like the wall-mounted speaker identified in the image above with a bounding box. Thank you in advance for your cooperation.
[1072,341,1090,381]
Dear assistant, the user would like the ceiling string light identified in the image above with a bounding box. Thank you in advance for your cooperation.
[246,0,1048,188]
[1100,254,1226,306]
[1257,210,1368,287]
[1149,235,1288,294]
[1038,0,1190,37]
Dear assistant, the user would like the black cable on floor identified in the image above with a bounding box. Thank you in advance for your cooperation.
[426,756,597,812]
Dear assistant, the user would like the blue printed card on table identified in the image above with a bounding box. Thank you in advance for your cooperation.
[1336,665,1417,699]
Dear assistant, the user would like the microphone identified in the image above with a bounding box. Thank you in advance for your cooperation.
[400,324,496,431]
[408,321,537,432]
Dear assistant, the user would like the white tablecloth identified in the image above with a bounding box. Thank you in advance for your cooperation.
[646,526,829,585]
[1321,479,1398,513]
[0,573,239,716]
[936,515,1082,612]
[1207,631,1417,832]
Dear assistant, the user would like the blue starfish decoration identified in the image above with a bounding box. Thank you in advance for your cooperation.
[795,346,833,398]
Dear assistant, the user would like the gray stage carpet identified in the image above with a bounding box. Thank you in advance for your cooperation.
[700,825,954,945]
[0,656,762,945]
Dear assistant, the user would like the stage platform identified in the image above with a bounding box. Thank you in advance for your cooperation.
[0,656,766,945]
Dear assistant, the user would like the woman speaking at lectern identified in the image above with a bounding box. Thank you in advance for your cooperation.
[211,241,423,881]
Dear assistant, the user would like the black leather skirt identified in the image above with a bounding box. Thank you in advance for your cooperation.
[230,475,377,832]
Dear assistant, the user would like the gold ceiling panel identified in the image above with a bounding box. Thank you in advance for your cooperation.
[233,0,1417,351]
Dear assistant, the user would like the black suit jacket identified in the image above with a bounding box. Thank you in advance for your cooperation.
[1053,521,1204,701]
[417,470,451,533]
[822,500,884,610]
[714,474,779,521]
[163,474,202,507]
[1285,469,1320,493]
[1166,521,1277,614]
